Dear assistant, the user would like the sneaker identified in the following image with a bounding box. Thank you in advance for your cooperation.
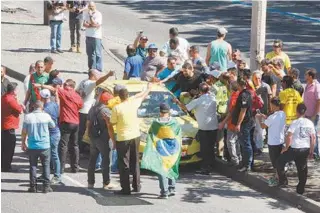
[169,189,176,196]
[51,50,58,54]
[103,183,117,190]
[76,45,81,53]
[158,194,169,199]
[51,176,62,184]
[88,184,94,189]
[95,167,102,172]
[238,167,250,172]
[43,186,53,193]
[69,46,76,52]
[28,186,36,193]
[268,177,278,187]
[57,49,63,53]
[114,189,131,195]
[36,175,44,182]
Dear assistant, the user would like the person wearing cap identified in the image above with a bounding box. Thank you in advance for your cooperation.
[141,43,166,81]
[266,39,291,74]
[161,27,190,59]
[24,60,49,112]
[206,27,232,72]
[1,82,24,172]
[133,31,148,60]
[111,83,152,195]
[44,56,55,74]
[87,91,117,190]
[206,69,228,159]
[290,68,304,97]
[83,1,103,71]
[123,44,144,80]
[40,89,61,184]
[1,66,10,96]
[261,59,277,97]
[189,45,209,73]
[21,100,55,193]
[176,83,218,175]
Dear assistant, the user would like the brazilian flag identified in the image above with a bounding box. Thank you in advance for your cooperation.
[141,118,182,180]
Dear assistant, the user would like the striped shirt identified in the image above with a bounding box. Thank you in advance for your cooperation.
[23,109,55,150]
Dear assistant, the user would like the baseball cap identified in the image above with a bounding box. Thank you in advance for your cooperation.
[99,92,114,104]
[140,36,148,41]
[44,56,54,63]
[160,103,170,113]
[40,89,51,99]
[52,77,63,86]
[206,69,221,79]
[217,27,228,35]
[148,43,158,49]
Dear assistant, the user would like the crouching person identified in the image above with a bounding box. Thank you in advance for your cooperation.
[141,103,182,199]
[87,92,117,190]
[21,100,56,193]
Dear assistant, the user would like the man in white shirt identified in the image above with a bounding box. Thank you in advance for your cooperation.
[83,1,103,71]
[176,82,218,175]
[160,27,190,60]
[276,103,316,194]
[76,69,114,153]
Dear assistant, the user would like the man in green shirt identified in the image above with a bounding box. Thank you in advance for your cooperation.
[24,60,49,112]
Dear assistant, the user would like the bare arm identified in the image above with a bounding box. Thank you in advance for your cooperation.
[271,84,277,97]
[134,83,152,100]
[96,71,114,86]
[104,116,116,149]
[173,98,188,112]
[133,34,142,49]
[21,129,28,151]
[227,43,232,61]
[205,43,211,65]
[309,133,316,158]
[24,90,31,106]
[282,132,293,153]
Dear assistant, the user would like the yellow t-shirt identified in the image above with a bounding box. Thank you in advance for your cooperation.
[107,96,121,109]
[110,97,142,141]
[266,51,291,71]
[279,88,303,125]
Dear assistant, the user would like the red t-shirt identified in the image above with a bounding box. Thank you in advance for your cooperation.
[227,91,240,131]
[1,93,23,130]
[58,87,83,125]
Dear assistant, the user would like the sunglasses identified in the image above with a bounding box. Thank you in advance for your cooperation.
[149,49,157,52]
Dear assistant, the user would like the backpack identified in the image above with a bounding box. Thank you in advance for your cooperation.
[248,88,264,114]
[90,107,104,138]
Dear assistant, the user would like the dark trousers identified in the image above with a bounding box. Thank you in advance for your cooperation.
[198,129,218,169]
[1,129,16,171]
[116,137,141,193]
[69,18,82,46]
[28,149,50,187]
[78,113,88,152]
[86,37,102,71]
[268,144,283,169]
[276,147,310,194]
[239,121,254,169]
[59,122,80,172]
[88,137,111,185]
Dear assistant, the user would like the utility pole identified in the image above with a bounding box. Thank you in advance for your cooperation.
[44,1,49,25]
[250,0,267,71]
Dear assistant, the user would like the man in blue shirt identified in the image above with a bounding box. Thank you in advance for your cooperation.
[157,57,181,97]
[22,100,55,193]
[40,89,62,184]
[123,45,144,80]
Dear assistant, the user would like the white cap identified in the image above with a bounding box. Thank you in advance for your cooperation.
[40,89,51,99]
[206,69,221,79]
[227,61,237,70]
[217,27,228,35]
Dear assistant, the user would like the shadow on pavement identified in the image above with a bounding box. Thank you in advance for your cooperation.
[1,21,43,26]
[4,48,50,53]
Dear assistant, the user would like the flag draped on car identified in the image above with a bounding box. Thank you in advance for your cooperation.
[141,118,182,180]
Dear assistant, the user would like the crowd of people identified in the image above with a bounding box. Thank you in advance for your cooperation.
[1,0,319,199]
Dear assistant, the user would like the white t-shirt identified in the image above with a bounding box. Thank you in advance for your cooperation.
[264,111,286,146]
[83,10,102,39]
[24,74,31,95]
[77,79,96,114]
[288,117,315,149]
[161,37,190,59]
[186,93,218,130]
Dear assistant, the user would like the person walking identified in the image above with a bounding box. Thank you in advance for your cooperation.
[83,1,103,71]
[21,100,56,193]
[67,0,88,53]
[1,83,24,172]
[40,89,62,184]
[276,103,316,194]
[206,27,232,72]
[110,84,152,195]
[87,92,117,189]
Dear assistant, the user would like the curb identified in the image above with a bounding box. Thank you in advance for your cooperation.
[214,159,320,213]
[3,66,26,83]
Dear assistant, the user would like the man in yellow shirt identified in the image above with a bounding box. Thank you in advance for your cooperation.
[266,39,291,74]
[110,83,152,195]
[279,76,303,127]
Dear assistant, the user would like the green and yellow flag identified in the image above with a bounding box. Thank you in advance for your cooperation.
[141,118,182,180]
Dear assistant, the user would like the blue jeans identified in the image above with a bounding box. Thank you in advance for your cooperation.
[50,132,61,178]
[95,153,102,169]
[28,149,51,187]
[158,175,176,196]
[85,37,102,71]
[50,20,63,51]
[239,120,254,169]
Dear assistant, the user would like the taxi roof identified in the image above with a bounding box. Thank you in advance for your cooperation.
[97,80,169,93]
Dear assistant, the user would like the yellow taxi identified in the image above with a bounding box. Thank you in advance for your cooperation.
[83,80,201,165]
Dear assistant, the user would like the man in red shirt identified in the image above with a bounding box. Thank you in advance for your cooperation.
[39,79,83,173]
[1,83,23,172]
